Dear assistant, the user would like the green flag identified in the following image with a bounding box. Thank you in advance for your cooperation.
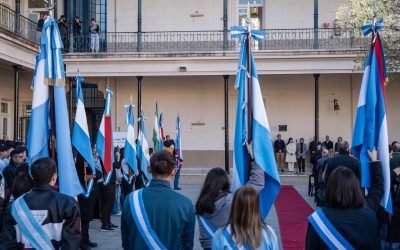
[152,103,162,152]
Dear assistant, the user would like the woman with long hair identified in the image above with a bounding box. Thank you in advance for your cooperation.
[195,163,264,250]
[305,149,383,249]
[285,138,296,172]
[212,186,278,250]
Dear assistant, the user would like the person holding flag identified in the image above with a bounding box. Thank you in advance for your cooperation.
[72,74,98,249]
[96,87,118,232]
[174,116,183,190]
[2,11,82,249]
[152,103,163,152]
[137,111,152,183]
[306,16,387,250]
[120,99,138,197]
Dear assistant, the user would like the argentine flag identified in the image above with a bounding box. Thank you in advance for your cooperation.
[351,20,391,213]
[124,102,138,175]
[231,26,281,219]
[96,88,114,184]
[175,116,183,161]
[152,103,163,152]
[137,112,151,181]
[72,75,95,196]
[28,17,82,197]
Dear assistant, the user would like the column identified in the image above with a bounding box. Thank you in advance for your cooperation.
[13,65,21,140]
[223,75,230,173]
[137,0,142,52]
[68,0,74,52]
[137,76,143,130]
[313,0,319,49]
[314,74,320,146]
[15,0,20,34]
[223,0,228,51]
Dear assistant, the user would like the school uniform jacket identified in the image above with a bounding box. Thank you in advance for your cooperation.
[121,179,195,250]
[0,185,81,250]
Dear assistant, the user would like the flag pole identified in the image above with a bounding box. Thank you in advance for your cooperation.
[246,3,253,177]
[46,0,56,161]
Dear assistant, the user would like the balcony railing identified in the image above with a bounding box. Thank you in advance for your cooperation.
[64,29,369,54]
[0,3,40,44]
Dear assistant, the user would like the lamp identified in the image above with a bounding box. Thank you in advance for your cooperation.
[179,66,187,72]
[333,99,340,111]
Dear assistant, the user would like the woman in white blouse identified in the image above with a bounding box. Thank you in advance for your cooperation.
[285,138,296,172]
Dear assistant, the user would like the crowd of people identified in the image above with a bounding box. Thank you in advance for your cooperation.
[0,132,399,249]
[36,15,101,53]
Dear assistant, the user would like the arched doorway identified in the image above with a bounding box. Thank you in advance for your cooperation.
[67,82,105,142]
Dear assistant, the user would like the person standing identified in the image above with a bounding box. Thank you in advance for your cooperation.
[163,135,175,155]
[322,135,334,157]
[274,134,286,172]
[58,15,68,49]
[73,16,82,52]
[0,158,81,249]
[285,138,296,173]
[121,150,195,250]
[296,138,307,174]
[75,153,98,249]
[334,137,343,153]
[89,19,100,53]
[212,186,279,250]
[309,137,321,165]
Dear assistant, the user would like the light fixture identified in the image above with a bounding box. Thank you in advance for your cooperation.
[334,99,340,111]
[190,11,204,17]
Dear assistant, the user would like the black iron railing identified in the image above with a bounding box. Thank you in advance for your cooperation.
[0,3,40,44]
[64,28,368,53]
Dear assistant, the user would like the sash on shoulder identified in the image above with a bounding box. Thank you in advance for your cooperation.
[82,179,95,198]
[11,194,55,250]
[197,215,216,238]
[123,172,134,184]
[222,225,251,250]
[308,209,355,250]
[129,189,167,250]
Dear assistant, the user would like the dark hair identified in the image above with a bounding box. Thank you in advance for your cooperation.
[31,158,57,187]
[338,141,350,153]
[325,166,365,209]
[10,148,23,158]
[14,163,30,178]
[11,175,32,198]
[195,168,230,215]
[287,138,293,145]
[149,150,176,176]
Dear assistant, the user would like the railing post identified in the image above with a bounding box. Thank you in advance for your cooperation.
[313,0,319,49]
[137,0,142,52]
[223,0,228,51]
[136,76,143,131]
[13,65,21,141]
[223,75,230,173]
[15,0,20,34]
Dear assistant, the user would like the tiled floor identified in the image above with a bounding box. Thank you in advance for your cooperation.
[89,174,316,250]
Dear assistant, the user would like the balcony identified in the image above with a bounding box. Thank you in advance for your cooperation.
[0,3,40,44]
[63,29,368,55]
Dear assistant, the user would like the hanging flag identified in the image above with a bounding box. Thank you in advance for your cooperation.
[27,17,82,197]
[175,116,183,169]
[231,25,281,219]
[137,112,152,181]
[159,112,165,144]
[96,88,114,184]
[351,18,391,214]
[152,103,163,152]
[72,75,96,197]
[124,100,138,175]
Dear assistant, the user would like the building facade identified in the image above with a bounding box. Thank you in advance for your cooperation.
[1,0,399,167]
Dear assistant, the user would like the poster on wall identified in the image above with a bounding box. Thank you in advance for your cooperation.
[113,131,126,148]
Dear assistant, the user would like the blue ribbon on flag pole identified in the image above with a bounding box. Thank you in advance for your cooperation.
[361,18,383,36]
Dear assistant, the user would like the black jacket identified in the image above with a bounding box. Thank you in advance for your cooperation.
[273,140,285,152]
[306,161,384,250]
[2,160,17,189]
[321,140,333,150]
[0,185,81,249]
[324,153,361,182]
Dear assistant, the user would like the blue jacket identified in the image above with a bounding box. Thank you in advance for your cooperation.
[121,179,195,250]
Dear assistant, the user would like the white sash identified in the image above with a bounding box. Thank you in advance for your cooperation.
[308,209,355,250]
[197,215,216,238]
[129,189,167,250]
[11,194,55,250]
[123,172,134,184]
[0,171,5,199]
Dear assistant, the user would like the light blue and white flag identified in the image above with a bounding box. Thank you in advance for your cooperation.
[72,75,95,197]
[351,19,391,213]
[27,17,82,197]
[137,112,151,181]
[124,101,138,175]
[231,25,281,219]
[175,116,183,161]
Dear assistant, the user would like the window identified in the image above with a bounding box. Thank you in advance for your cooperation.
[239,0,263,5]
[28,0,48,9]
[24,104,32,117]
[0,101,10,138]
[2,118,8,137]
[89,0,107,33]
[1,102,8,114]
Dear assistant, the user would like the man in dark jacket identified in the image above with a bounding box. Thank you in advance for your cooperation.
[0,157,81,249]
[3,148,27,190]
[58,15,68,49]
[323,141,361,183]
[73,16,82,52]
[121,150,195,250]
[274,134,286,172]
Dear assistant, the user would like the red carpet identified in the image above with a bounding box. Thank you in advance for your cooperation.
[274,185,314,250]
